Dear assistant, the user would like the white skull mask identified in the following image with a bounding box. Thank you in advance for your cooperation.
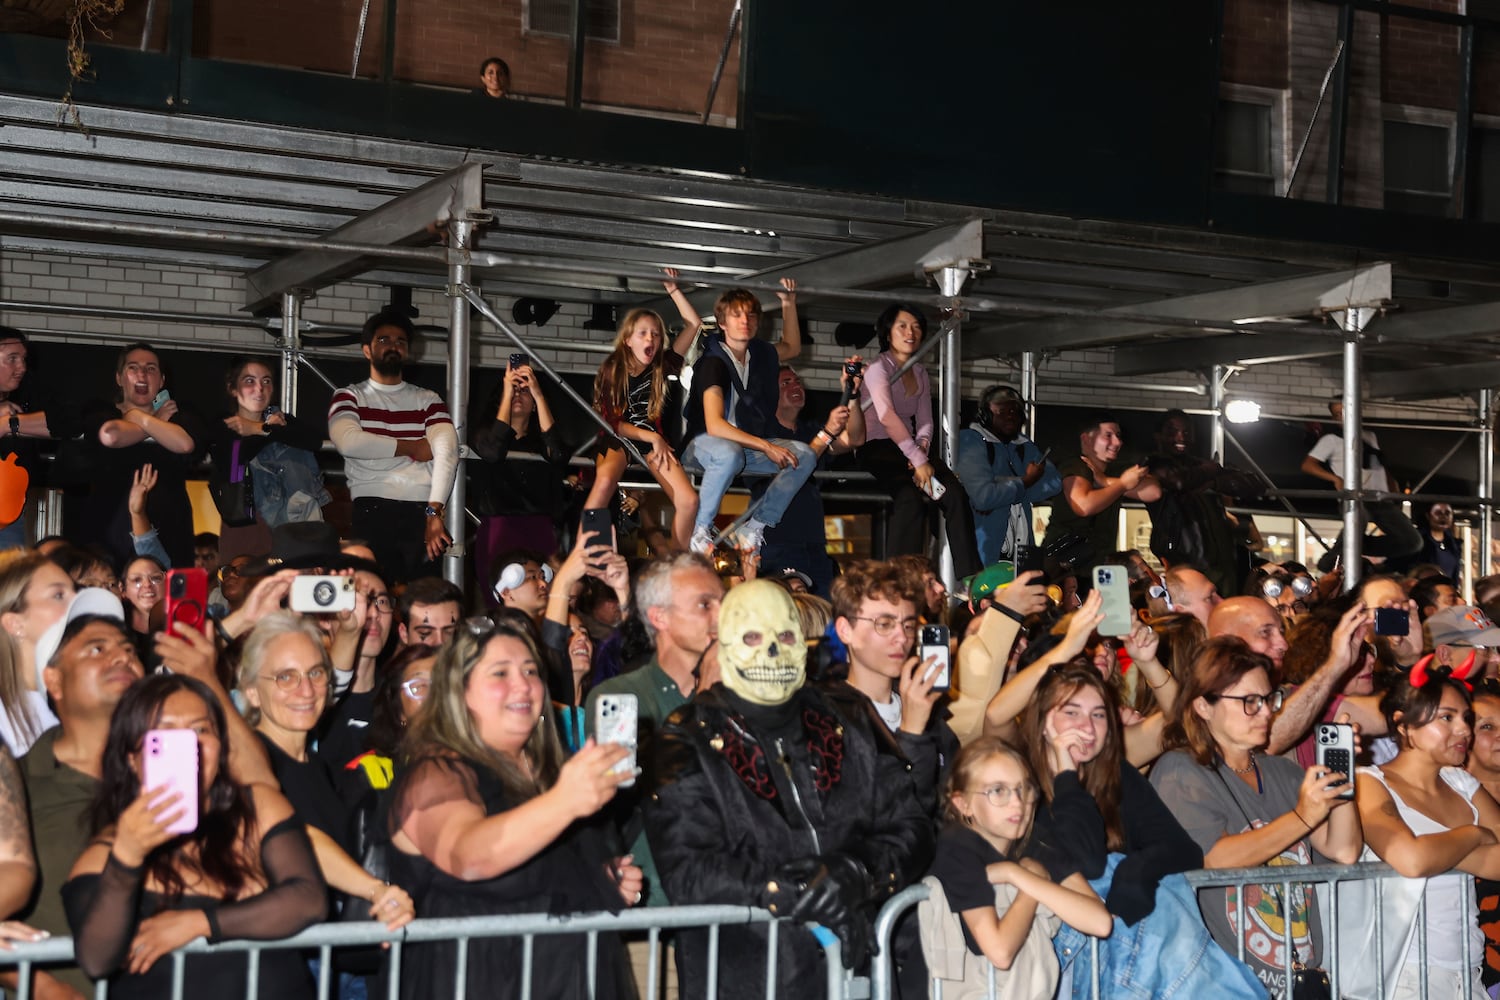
[718,580,807,706]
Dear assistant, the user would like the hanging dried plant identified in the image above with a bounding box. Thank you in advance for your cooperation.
[60,0,125,129]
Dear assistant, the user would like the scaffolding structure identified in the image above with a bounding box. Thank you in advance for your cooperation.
[4,99,1500,588]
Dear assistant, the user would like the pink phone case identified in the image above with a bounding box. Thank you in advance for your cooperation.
[143,729,199,835]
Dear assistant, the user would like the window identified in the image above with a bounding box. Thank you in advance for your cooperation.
[1215,99,1275,196]
[1383,119,1451,216]
[1472,127,1500,224]
[525,0,620,43]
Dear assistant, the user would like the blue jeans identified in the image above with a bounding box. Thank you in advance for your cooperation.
[1053,854,1267,1000]
[680,436,815,532]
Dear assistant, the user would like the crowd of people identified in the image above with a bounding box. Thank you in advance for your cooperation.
[0,282,1492,1000]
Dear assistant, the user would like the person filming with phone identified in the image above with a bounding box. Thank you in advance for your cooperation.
[62,673,326,998]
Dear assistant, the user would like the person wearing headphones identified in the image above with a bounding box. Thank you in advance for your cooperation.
[491,549,552,630]
[955,385,1060,566]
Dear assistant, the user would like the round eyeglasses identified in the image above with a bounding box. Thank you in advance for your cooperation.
[969,783,1036,807]
[1205,689,1284,715]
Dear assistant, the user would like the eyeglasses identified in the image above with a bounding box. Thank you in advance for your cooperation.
[264,666,331,691]
[401,676,430,700]
[969,783,1036,807]
[1205,689,1284,715]
[850,616,920,637]
[83,577,122,593]
[126,574,164,589]
[368,594,393,614]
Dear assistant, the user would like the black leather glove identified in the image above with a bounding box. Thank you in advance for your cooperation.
[787,854,874,970]
[759,857,819,917]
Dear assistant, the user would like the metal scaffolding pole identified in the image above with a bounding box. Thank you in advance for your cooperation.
[1337,308,1372,590]
[1209,364,1227,464]
[1481,388,1494,577]
[442,220,476,587]
[1020,352,1038,439]
[280,292,301,415]
[935,267,966,588]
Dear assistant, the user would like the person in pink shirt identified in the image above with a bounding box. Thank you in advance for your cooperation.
[857,303,980,579]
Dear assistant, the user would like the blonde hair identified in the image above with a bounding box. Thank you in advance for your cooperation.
[0,551,59,744]
[594,309,670,429]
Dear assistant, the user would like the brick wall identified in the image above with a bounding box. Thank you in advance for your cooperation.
[1381,2,1463,112]
[1222,0,1289,89]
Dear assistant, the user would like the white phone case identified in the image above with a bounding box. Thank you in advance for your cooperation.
[921,477,947,501]
[594,694,639,789]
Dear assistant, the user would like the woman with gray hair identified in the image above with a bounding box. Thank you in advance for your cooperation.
[385,616,641,999]
[237,612,413,954]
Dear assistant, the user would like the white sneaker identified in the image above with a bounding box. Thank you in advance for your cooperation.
[727,518,766,555]
[689,526,715,557]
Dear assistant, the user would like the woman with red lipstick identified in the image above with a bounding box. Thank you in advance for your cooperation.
[585,270,702,551]
[1151,637,1362,998]
[1345,657,1500,998]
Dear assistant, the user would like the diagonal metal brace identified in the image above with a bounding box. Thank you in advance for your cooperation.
[458,284,653,472]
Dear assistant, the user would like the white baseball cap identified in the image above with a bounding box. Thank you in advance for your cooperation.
[34,587,127,692]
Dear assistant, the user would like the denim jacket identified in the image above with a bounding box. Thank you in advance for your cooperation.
[1053,853,1268,1000]
[250,442,330,527]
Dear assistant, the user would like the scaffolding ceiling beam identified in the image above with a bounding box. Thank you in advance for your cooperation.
[1369,360,1500,400]
[243,163,486,313]
[1370,300,1500,344]
[1112,332,1341,376]
[642,218,986,316]
[964,262,1392,357]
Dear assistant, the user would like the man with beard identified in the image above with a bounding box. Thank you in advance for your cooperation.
[328,309,458,583]
[955,384,1060,565]
[1144,409,1262,596]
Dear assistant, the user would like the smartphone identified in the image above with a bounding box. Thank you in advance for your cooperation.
[143,729,199,835]
[580,507,617,553]
[921,476,947,502]
[838,360,863,407]
[1093,566,1133,637]
[919,623,951,692]
[165,568,210,637]
[1014,545,1045,578]
[509,352,529,371]
[1374,607,1410,636]
[288,574,357,614]
[1315,722,1356,800]
[152,389,171,411]
[593,693,638,789]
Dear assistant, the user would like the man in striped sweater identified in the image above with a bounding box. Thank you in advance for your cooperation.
[329,309,459,583]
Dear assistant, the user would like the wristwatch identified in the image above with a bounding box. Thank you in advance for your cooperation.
[423,502,445,518]
[7,415,18,437]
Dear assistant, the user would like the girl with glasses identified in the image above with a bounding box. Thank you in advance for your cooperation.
[1152,636,1362,998]
[919,736,1111,998]
[209,358,330,564]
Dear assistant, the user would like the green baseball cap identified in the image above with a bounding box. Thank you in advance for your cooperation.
[961,561,1016,603]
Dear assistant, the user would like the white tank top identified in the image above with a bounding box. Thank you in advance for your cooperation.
[1361,764,1484,970]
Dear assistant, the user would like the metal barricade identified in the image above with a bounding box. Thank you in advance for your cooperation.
[0,904,844,1000]
[868,860,1480,1000]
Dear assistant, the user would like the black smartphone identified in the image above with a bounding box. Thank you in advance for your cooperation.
[1015,545,1045,578]
[579,508,616,553]
[509,352,529,371]
[1373,607,1409,636]
[838,360,863,407]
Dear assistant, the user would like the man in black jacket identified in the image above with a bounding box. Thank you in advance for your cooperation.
[646,580,933,999]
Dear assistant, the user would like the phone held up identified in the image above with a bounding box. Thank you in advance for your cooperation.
[919,623,951,693]
[579,507,617,554]
[165,568,210,637]
[1092,566,1133,637]
[1315,722,1356,800]
[593,693,638,788]
[143,728,200,835]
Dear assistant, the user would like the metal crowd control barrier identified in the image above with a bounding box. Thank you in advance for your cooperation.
[0,904,843,1000]
[869,860,1477,1000]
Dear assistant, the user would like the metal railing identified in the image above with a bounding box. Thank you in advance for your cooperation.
[0,903,837,1000]
[3,859,1481,1000]
[869,860,1479,1000]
